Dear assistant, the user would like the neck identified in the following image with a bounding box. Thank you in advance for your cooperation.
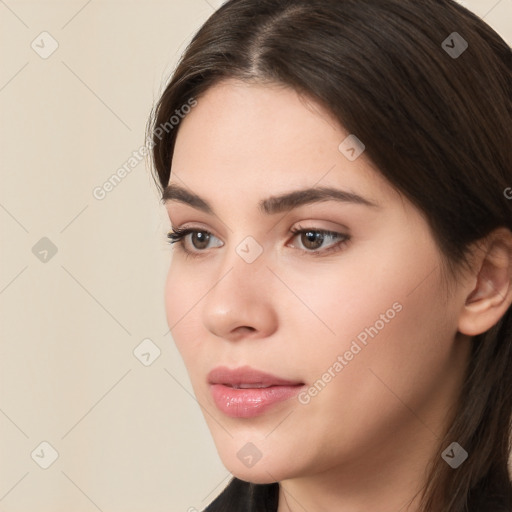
[276,333,471,512]
[277,426,433,512]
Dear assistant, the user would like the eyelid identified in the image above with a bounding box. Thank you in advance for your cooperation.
[167,226,223,246]
[167,225,226,263]
[287,225,350,255]
[167,223,351,258]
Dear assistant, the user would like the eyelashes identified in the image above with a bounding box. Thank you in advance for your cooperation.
[167,226,205,244]
[288,226,349,254]
[166,225,351,258]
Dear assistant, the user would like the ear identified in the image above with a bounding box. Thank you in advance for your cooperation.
[458,227,512,336]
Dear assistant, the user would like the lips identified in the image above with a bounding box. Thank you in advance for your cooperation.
[207,365,303,387]
[208,365,305,418]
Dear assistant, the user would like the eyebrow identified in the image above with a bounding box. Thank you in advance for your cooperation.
[162,183,380,215]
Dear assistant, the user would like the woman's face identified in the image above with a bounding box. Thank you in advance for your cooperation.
[164,79,471,484]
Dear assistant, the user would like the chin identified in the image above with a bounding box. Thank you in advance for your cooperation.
[220,452,299,485]
[229,468,280,485]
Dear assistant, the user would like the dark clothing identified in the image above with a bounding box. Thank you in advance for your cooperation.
[204,477,512,512]
[204,479,278,512]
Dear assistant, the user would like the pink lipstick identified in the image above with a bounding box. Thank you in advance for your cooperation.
[208,366,304,418]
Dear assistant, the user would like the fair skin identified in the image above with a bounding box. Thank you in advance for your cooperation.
[163,79,512,512]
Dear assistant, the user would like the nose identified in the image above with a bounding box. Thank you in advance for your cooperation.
[201,244,278,342]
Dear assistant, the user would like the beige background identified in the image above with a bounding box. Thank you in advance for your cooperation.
[0,1,510,511]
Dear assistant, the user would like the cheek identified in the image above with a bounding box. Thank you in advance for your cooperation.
[164,263,179,332]
[164,260,204,358]
[286,242,453,389]
[291,254,455,436]
[278,253,411,347]
[285,237,444,348]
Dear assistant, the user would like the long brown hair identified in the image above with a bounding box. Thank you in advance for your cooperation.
[147,1,512,510]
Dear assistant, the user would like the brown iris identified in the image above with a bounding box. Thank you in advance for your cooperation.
[301,231,325,250]
[191,232,210,250]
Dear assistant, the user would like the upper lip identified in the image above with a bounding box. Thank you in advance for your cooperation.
[208,365,304,387]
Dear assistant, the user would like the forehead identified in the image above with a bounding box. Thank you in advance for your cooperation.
[175,80,340,153]
[169,79,394,210]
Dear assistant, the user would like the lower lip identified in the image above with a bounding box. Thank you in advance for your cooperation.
[210,383,304,418]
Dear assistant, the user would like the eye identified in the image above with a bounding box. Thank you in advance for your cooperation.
[167,227,223,255]
[166,225,350,258]
[289,226,350,255]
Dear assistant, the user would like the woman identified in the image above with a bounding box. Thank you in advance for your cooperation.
[147,1,512,510]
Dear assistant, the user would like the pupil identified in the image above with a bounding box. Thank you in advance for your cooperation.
[192,232,209,249]
[303,231,323,250]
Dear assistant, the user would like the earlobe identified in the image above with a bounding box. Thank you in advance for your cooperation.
[458,228,512,336]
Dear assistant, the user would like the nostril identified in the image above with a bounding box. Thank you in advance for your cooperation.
[236,326,256,333]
